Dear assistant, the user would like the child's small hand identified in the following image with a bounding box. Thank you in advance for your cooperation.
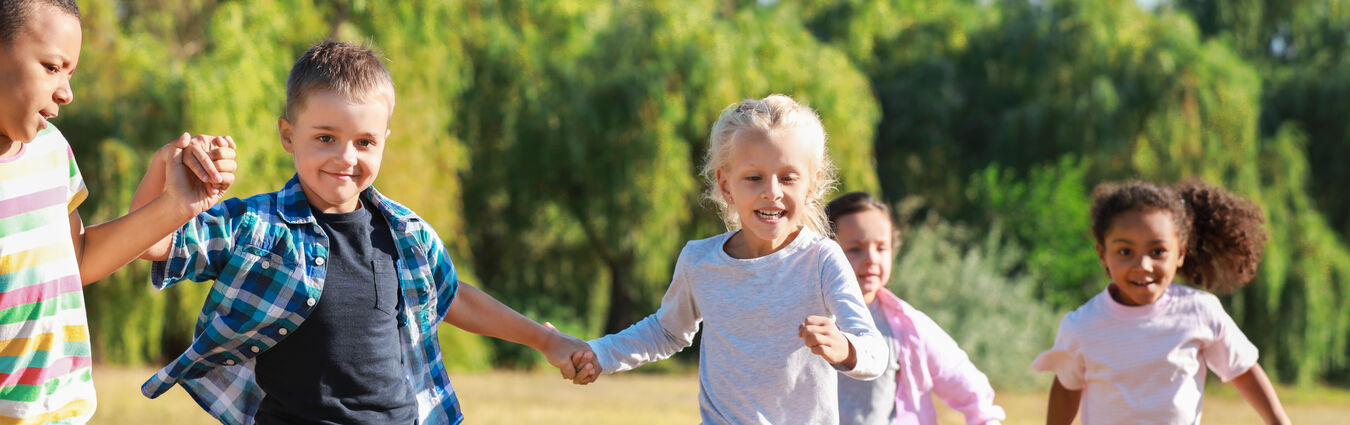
[541,322,599,385]
[183,135,237,194]
[163,134,236,216]
[570,350,601,385]
[798,315,856,368]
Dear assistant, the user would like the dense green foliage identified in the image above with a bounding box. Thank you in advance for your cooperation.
[54,0,1349,386]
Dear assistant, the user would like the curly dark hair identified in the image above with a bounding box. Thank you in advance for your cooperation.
[0,0,81,44]
[1089,180,1266,293]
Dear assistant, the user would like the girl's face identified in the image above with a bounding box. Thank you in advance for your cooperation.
[834,209,893,305]
[1097,209,1185,306]
[717,128,817,258]
[0,9,81,151]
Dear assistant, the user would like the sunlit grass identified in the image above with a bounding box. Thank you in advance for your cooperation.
[91,366,1350,424]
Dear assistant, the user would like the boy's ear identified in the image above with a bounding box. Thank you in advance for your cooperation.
[278,117,295,153]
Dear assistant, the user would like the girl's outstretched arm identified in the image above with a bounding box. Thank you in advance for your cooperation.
[1046,377,1081,425]
[1230,364,1291,425]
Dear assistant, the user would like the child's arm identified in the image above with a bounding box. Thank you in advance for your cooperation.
[71,134,236,283]
[918,312,1006,425]
[132,134,236,261]
[1230,364,1291,425]
[442,281,590,381]
[1046,377,1081,425]
[805,246,887,378]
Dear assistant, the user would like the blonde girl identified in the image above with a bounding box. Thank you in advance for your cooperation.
[572,94,887,424]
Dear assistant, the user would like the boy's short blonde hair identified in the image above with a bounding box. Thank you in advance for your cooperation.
[284,40,395,120]
[701,94,837,237]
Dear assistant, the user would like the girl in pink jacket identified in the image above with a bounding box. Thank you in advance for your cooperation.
[827,192,1006,425]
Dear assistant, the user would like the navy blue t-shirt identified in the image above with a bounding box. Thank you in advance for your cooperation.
[254,200,415,424]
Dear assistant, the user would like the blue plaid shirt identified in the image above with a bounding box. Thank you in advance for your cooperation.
[143,176,463,425]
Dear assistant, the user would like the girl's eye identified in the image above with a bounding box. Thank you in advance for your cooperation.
[746,175,762,182]
[1151,249,1167,257]
[317,135,334,143]
[781,175,799,183]
[44,64,60,73]
[1116,249,1132,256]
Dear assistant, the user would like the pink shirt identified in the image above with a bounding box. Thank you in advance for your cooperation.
[1032,284,1258,425]
[874,289,1005,425]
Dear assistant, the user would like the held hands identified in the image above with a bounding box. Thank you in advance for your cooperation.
[159,133,237,217]
[541,322,601,385]
[799,315,857,369]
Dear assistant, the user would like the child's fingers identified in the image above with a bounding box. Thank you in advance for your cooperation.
[171,132,192,149]
[187,139,221,183]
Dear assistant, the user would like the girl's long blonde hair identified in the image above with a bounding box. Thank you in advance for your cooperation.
[701,94,837,237]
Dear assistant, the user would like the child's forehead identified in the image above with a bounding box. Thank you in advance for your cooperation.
[1106,208,1180,239]
[727,128,822,163]
[292,87,395,119]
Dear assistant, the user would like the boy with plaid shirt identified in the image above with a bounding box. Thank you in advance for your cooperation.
[134,40,590,425]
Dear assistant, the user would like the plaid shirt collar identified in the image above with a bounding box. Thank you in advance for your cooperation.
[274,175,418,231]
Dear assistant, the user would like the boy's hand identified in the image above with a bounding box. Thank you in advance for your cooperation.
[163,134,236,217]
[799,315,856,368]
[182,135,237,195]
[542,322,600,385]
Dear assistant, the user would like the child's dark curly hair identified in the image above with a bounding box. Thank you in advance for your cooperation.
[1089,180,1266,293]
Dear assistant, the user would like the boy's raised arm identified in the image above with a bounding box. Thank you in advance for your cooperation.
[73,134,235,283]
[442,281,592,382]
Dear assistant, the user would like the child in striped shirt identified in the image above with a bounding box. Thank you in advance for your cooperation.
[1032,181,1290,425]
[0,1,234,423]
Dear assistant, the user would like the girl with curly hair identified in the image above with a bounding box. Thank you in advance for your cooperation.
[1032,180,1290,425]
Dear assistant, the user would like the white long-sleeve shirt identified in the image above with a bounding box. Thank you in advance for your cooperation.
[589,228,887,425]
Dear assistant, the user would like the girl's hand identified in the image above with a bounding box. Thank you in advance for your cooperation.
[799,315,856,369]
[541,322,597,385]
[570,351,601,385]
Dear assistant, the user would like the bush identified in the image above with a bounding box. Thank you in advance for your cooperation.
[889,217,1060,390]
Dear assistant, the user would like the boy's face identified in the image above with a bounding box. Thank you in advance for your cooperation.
[0,8,81,149]
[279,89,392,213]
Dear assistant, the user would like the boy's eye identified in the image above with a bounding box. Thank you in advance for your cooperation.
[317,135,334,143]
[1116,248,1132,256]
[358,139,376,147]
[1151,249,1167,257]
[780,175,798,183]
[44,64,60,73]
[746,175,762,182]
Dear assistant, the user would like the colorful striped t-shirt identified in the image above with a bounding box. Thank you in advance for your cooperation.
[0,124,95,425]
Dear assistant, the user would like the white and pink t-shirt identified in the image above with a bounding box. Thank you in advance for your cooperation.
[1032,283,1258,425]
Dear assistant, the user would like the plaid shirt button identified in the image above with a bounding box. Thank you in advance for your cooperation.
[306,298,317,307]
[277,327,288,336]
[261,260,271,269]
[315,257,326,266]
[224,359,235,366]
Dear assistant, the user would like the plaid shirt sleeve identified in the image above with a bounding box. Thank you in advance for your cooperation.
[419,224,459,322]
[150,197,249,288]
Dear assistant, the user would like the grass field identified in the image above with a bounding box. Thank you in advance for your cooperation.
[91,366,1350,424]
